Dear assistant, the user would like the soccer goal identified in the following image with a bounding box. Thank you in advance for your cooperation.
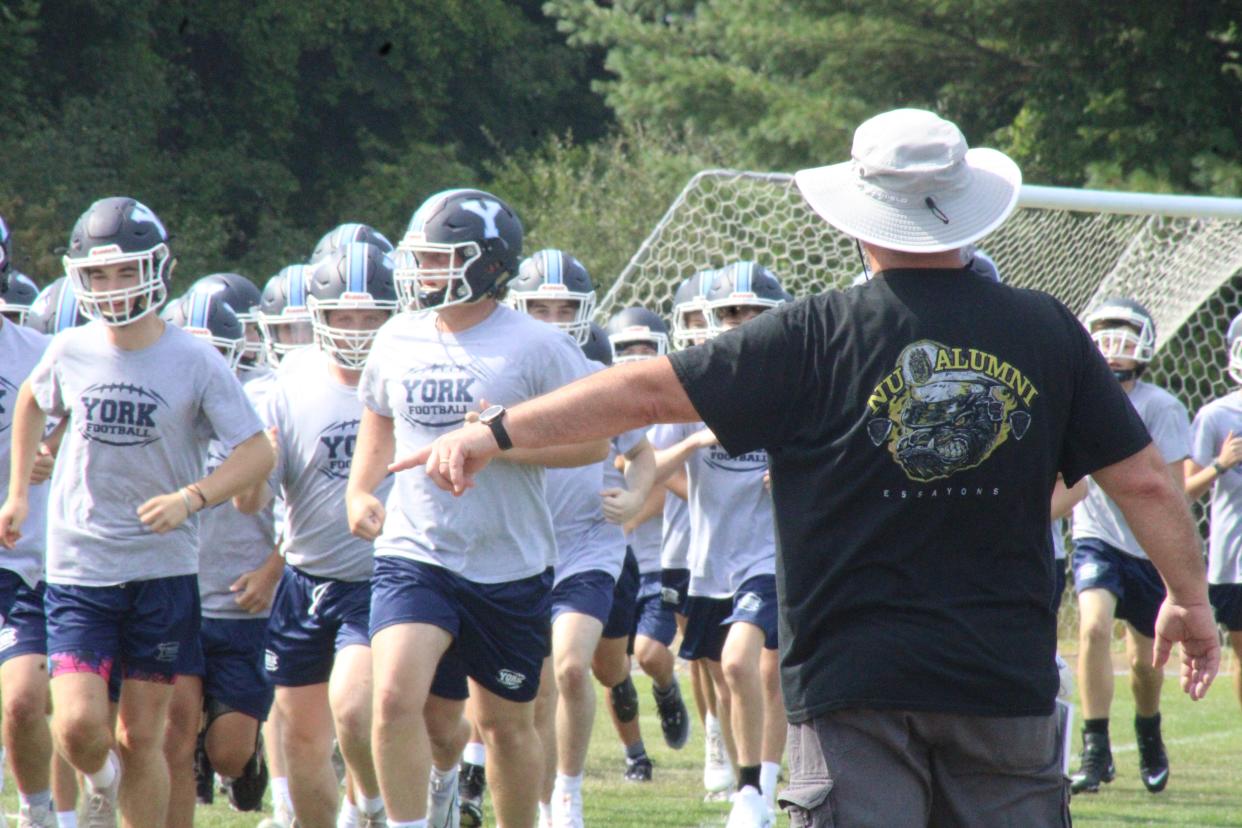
[597,169,1242,457]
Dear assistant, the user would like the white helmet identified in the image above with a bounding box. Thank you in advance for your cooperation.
[1084,297,1156,365]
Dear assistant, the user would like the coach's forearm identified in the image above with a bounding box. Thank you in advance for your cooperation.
[1095,444,1208,604]
[199,432,274,507]
[505,357,699,451]
[348,407,396,497]
[6,383,48,503]
[503,439,611,468]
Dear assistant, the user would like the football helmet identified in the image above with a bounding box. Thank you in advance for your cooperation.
[705,261,789,334]
[0,271,39,325]
[507,249,596,344]
[310,223,394,264]
[1226,313,1242,386]
[580,322,613,367]
[1084,296,1156,365]
[258,264,314,366]
[394,188,523,311]
[607,306,669,364]
[306,241,398,370]
[192,272,265,365]
[672,269,717,349]
[0,215,10,273]
[163,289,246,372]
[26,276,88,334]
[63,197,172,326]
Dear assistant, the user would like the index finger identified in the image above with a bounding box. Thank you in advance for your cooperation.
[390,445,432,473]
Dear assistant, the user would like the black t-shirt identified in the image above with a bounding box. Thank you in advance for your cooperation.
[669,268,1151,722]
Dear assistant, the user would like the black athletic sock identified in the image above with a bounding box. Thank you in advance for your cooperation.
[738,764,761,791]
[625,740,647,761]
[1083,718,1109,738]
[1135,712,1162,735]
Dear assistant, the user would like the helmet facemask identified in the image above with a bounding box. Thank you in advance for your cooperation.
[609,328,669,363]
[395,238,484,311]
[258,309,314,365]
[308,294,396,370]
[509,288,596,344]
[1228,337,1242,386]
[65,244,172,326]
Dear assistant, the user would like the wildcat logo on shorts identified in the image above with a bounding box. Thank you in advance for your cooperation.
[866,340,1038,482]
[1077,562,1103,582]
[703,447,768,473]
[317,419,360,480]
[155,641,180,663]
[265,649,279,672]
[78,382,168,447]
[660,586,680,606]
[736,592,763,614]
[0,627,16,652]
[496,668,526,690]
[399,362,485,429]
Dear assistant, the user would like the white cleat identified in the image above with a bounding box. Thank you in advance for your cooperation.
[704,720,733,794]
[551,785,584,828]
[725,785,774,828]
[428,768,461,828]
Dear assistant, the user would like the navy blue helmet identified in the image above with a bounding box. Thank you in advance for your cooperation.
[306,242,398,369]
[508,249,596,344]
[163,289,246,371]
[63,197,172,326]
[607,306,669,363]
[26,276,88,334]
[580,322,613,366]
[258,264,314,366]
[311,223,394,264]
[0,271,39,325]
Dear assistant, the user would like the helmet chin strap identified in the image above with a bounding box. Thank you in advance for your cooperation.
[1112,368,1138,383]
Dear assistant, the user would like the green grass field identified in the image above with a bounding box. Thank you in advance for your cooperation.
[4,665,1241,826]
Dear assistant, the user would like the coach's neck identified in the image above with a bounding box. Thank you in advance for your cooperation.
[864,243,967,273]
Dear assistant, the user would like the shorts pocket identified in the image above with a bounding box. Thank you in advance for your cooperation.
[778,779,834,828]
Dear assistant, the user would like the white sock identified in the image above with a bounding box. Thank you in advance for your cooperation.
[336,799,361,828]
[363,794,385,816]
[56,812,78,828]
[432,764,458,784]
[538,801,552,824]
[706,712,721,737]
[86,751,118,791]
[554,773,583,793]
[20,789,53,810]
[463,741,486,766]
[272,775,293,813]
[760,762,780,804]
[389,821,427,828]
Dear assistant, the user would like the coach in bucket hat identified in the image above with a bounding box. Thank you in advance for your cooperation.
[393,108,1218,827]
[796,108,1021,253]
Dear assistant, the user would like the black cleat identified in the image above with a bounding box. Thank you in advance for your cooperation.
[654,679,690,750]
[624,754,653,782]
[224,733,269,812]
[194,731,214,805]
[1070,732,1115,794]
[459,761,486,827]
[1137,723,1170,793]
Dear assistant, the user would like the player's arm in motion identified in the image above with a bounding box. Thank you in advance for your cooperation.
[602,436,656,526]
[1051,475,1087,520]
[1185,429,1242,500]
[0,381,46,543]
[651,428,717,485]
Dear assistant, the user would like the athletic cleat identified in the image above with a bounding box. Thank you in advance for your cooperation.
[17,803,56,828]
[82,764,121,828]
[551,785,583,828]
[428,768,461,828]
[224,735,270,812]
[1137,726,1170,793]
[704,721,733,793]
[624,754,653,782]
[654,679,691,750]
[725,785,774,828]
[195,730,215,805]
[459,762,486,827]
[360,810,387,828]
[1069,732,1115,794]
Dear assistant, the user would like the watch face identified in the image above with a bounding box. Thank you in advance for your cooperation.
[480,404,504,423]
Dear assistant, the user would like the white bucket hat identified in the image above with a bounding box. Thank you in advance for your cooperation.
[794,109,1021,253]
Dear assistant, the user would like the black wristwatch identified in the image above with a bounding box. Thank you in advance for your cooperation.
[1214,460,1228,475]
[479,404,513,451]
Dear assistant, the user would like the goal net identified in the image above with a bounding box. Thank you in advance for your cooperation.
[598,169,1242,441]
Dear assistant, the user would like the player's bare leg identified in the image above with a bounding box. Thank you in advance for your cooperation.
[115,677,176,828]
[1127,625,1169,792]
[1229,632,1242,711]
[552,613,604,778]
[276,683,338,828]
[759,647,786,807]
[370,622,450,822]
[328,645,381,816]
[533,656,557,817]
[2,653,54,819]
[163,675,204,828]
[1073,588,1119,793]
[473,681,542,828]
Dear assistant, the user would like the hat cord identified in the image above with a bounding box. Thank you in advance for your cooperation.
[924,197,950,224]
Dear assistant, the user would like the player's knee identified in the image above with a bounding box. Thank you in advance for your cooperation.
[555,658,591,696]
[209,742,254,779]
[1129,652,1161,680]
[610,676,639,723]
[3,688,47,730]
[115,718,164,756]
[1078,615,1114,647]
[721,652,755,689]
[55,711,110,763]
[333,701,372,745]
[374,681,419,726]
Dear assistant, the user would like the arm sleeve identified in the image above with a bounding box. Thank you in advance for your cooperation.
[26,340,65,417]
[668,301,808,457]
[1056,304,1152,484]
[358,333,393,416]
[1190,409,1219,468]
[199,357,265,450]
[1147,397,1192,463]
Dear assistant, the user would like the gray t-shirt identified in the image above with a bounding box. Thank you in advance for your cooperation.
[1191,391,1242,583]
[1072,380,1191,559]
[0,320,51,587]
[359,306,592,583]
[29,323,263,586]
[267,350,390,582]
[198,366,279,617]
[672,422,777,598]
[650,423,691,571]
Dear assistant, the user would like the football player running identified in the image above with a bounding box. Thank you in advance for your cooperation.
[347,189,606,828]
[0,197,273,828]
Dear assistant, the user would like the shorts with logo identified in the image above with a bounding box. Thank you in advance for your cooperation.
[1072,537,1165,638]
[603,548,641,640]
[634,571,676,647]
[45,575,201,683]
[178,617,274,721]
[0,580,47,665]
[679,574,778,661]
[369,556,552,703]
[0,569,24,626]
[660,567,691,616]
[1210,583,1242,631]
[264,566,370,688]
[550,571,616,627]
